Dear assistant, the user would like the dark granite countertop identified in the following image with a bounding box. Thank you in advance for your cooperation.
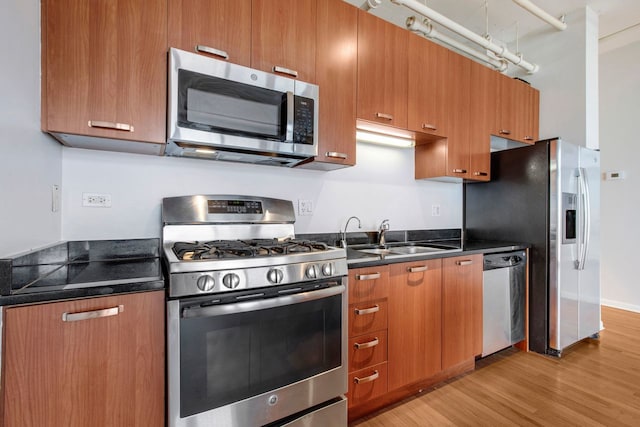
[346,239,529,269]
[0,239,165,307]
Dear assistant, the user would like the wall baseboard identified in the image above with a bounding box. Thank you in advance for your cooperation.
[601,299,640,314]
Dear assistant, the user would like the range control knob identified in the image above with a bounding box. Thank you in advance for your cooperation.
[267,268,284,284]
[196,275,215,292]
[222,273,241,289]
[321,263,334,277]
[305,264,319,280]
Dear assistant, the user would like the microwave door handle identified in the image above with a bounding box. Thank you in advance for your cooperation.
[285,91,294,142]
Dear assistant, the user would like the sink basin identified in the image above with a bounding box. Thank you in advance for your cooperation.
[386,246,446,254]
[357,248,394,255]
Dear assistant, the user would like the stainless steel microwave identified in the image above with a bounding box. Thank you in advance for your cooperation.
[166,48,318,167]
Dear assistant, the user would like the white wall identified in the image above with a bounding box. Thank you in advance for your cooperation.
[513,7,599,150]
[0,0,62,257]
[61,144,462,240]
[599,40,640,312]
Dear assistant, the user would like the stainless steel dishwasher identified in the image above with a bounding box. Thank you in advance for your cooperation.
[482,250,527,357]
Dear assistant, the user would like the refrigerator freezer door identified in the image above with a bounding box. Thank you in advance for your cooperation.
[578,147,601,340]
[550,140,580,352]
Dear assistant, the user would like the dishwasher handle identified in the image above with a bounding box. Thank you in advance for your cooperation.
[483,251,527,270]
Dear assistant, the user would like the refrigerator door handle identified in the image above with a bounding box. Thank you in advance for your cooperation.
[577,167,591,271]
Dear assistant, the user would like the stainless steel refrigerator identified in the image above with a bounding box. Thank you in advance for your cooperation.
[465,138,600,356]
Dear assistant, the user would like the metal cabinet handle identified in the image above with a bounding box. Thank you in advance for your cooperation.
[354,370,379,384]
[422,123,437,131]
[354,305,380,315]
[408,265,428,273]
[88,121,134,132]
[455,260,474,266]
[195,45,229,60]
[326,152,348,160]
[273,66,298,78]
[524,136,534,141]
[355,273,381,281]
[62,305,124,322]
[452,169,467,174]
[354,337,379,350]
[499,129,511,135]
[474,172,488,177]
[375,112,393,121]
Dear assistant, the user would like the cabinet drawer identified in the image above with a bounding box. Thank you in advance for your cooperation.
[349,330,388,372]
[348,266,389,304]
[347,362,388,407]
[349,299,388,337]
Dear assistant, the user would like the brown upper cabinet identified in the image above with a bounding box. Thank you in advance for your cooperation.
[168,0,252,66]
[41,0,167,150]
[468,60,495,181]
[357,9,408,129]
[407,33,449,138]
[300,0,358,170]
[493,74,540,144]
[252,0,317,83]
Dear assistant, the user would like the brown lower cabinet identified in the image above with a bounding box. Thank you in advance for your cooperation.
[348,256,483,420]
[1,291,165,427]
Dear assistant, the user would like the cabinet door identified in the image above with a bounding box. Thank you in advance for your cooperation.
[168,0,251,66]
[251,0,316,83]
[42,0,167,144]
[442,254,483,369]
[518,83,540,143]
[312,0,357,167]
[494,73,518,140]
[388,260,442,390]
[408,34,448,137]
[444,52,471,179]
[357,9,408,129]
[468,61,495,181]
[2,291,165,426]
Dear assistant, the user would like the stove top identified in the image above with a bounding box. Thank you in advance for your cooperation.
[173,239,329,261]
[161,195,348,298]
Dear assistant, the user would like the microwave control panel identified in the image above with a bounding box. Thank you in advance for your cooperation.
[293,97,314,145]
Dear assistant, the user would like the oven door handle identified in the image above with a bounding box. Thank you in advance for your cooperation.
[181,284,345,319]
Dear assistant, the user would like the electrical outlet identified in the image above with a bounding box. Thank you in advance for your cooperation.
[298,199,314,216]
[51,185,60,212]
[82,193,112,208]
[431,204,441,217]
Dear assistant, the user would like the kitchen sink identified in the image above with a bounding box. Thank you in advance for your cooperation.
[350,242,461,259]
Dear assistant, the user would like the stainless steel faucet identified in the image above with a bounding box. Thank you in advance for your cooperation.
[378,219,390,246]
[341,216,362,248]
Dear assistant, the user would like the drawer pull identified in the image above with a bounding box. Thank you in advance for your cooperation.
[354,370,379,384]
[375,112,393,121]
[422,123,437,131]
[499,129,511,135]
[88,121,134,132]
[355,273,381,281]
[354,337,379,350]
[408,265,428,273]
[354,305,380,315]
[452,169,467,174]
[195,45,229,60]
[273,65,298,78]
[62,305,124,322]
[326,152,348,160]
[456,260,474,266]
[474,171,488,177]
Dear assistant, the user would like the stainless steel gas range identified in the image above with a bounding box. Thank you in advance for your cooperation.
[163,195,348,427]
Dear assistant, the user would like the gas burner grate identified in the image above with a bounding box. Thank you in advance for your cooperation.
[172,239,329,261]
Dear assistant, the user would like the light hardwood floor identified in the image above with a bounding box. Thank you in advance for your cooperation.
[350,306,640,426]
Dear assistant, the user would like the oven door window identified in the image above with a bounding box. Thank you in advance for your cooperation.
[178,69,287,141]
[179,294,342,418]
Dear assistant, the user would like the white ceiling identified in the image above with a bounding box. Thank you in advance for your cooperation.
[344,0,640,52]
